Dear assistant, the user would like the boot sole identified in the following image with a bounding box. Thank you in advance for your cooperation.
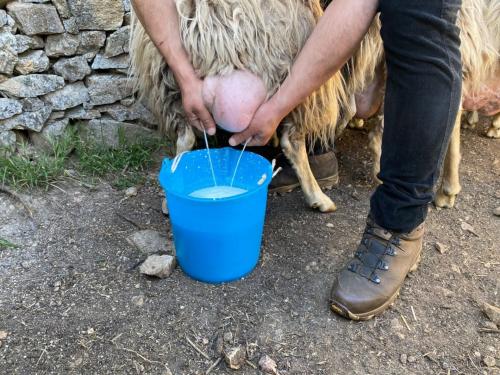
[330,254,422,321]
[269,174,340,194]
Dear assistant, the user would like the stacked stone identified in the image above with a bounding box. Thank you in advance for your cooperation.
[0,0,156,152]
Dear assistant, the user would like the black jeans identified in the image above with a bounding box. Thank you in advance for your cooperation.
[369,0,462,232]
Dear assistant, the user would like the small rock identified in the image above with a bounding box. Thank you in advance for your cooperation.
[14,35,44,54]
[400,353,407,364]
[0,74,64,97]
[45,33,80,57]
[483,356,496,367]
[0,31,18,75]
[91,53,129,70]
[128,230,169,254]
[97,102,157,125]
[67,0,124,31]
[224,346,246,370]
[0,131,16,154]
[48,111,66,121]
[460,221,478,236]
[21,97,44,112]
[76,31,106,55]
[81,118,154,148]
[139,255,176,279]
[120,97,135,106]
[85,74,134,106]
[52,0,71,18]
[3,13,16,33]
[161,198,168,215]
[0,105,52,132]
[434,242,447,254]
[473,351,481,359]
[105,26,130,57]
[223,331,233,343]
[66,106,100,120]
[15,50,50,75]
[0,10,6,27]
[63,17,79,34]
[43,82,89,111]
[407,355,417,363]
[131,295,144,307]
[479,301,500,325]
[125,186,137,198]
[7,3,64,35]
[494,207,500,217]
[259,355,278,374]
[326,223,334,228]
[122,0,131,12]
[0,98,22,120]
[53,56,91,82]
[0,331,8,340]
[30,118,70,152]
[451,264,461,274]
[21,261,31,269]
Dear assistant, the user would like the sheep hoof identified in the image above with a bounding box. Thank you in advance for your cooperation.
[349,118,365,129]
[486,127,500,138]
[309,193,337,213]
[434,189,457,209]
[463,111,479,129]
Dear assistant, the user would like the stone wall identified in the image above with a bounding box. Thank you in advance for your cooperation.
[0,0,157,152]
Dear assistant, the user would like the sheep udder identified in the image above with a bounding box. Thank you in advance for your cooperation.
[202,70,267,133]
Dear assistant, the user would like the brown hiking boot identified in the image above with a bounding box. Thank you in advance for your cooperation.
[330,217,424,320]
[269,151,339,193]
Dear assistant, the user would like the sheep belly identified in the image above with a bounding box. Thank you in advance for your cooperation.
[462,75,500,116]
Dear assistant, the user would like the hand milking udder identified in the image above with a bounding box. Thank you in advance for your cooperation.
[202,70,267,133]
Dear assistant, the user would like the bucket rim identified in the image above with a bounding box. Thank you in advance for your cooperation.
[158,147,273,202]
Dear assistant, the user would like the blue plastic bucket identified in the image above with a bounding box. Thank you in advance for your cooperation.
[158,147,273,283]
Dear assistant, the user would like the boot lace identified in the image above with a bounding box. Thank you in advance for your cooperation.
[347,227,401,284]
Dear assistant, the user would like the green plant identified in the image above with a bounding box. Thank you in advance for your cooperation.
[0,126,168,191]
[0,130,77,189]
[0,238,17,250]
[75,131,166,189]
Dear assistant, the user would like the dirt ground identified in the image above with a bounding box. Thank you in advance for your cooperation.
[1,120,499,375]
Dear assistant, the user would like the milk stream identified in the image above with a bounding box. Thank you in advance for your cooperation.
[203,129,217,186]
[195,132,251,199]
[230,138,250,187]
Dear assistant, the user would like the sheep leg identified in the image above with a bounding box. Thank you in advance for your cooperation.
[486,113,500,138]
[368,116,383,185]
[280,125,337,213]
[435,110,462,208]
[175,124,196,155]
[463,110,478,129]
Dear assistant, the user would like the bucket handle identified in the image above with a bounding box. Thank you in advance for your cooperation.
[170,151,187,173]
[257,159,282,186]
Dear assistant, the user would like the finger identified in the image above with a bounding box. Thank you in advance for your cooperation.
[229,128,254,147]
[186,115,203,132]
[246,135,267,147]
[197,108,216,136]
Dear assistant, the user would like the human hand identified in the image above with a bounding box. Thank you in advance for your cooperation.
[180,78,216,135]
[228,100,284,147]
